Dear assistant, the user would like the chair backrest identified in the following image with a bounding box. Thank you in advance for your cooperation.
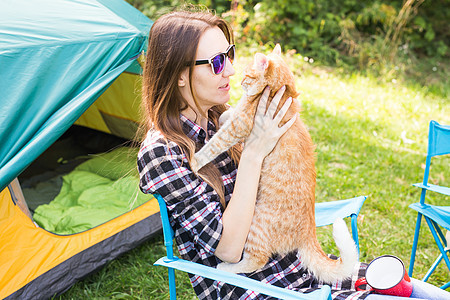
[422,121,450,188]
[156,194,366,257]
[427,120,450,157]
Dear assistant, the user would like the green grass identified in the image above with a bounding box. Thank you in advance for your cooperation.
[58,54,449,299]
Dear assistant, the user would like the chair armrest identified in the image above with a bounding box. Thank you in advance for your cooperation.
[155,256,331,300]
[413,183,450,196]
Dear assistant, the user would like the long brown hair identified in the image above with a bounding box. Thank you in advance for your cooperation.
[141,9,241,207]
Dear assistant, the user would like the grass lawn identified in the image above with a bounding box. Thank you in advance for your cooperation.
[57,53,449,299]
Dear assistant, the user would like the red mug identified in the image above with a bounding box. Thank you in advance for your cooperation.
[355,255,413,297]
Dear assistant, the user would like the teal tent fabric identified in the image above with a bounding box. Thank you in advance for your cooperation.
[0,0,152,191]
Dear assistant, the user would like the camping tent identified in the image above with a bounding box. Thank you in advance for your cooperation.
[0,0,161,299]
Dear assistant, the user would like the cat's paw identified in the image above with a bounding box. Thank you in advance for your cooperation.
[219,108,233,127]
[217,260,260,274]
[190,156,201,174]
[191,152,209,174]
[194,148,216,173]
[216,262,238,273]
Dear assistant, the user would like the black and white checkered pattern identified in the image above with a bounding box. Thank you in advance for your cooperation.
[138,114,370,299]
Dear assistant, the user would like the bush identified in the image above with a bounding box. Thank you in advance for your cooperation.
[127,0,448,74]
[224,0,448,68]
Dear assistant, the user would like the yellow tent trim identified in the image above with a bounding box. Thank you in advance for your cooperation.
[0,187,158,299]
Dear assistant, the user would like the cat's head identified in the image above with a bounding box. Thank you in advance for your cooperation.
[241,44,298,98]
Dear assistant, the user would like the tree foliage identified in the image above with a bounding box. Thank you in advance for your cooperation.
[126,0,449,68]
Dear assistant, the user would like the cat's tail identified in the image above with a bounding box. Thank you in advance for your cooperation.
[299,218,358,284]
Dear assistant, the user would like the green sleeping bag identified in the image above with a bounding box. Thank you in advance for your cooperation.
[33,147,151,235]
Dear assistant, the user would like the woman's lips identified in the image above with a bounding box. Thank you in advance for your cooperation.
[219,83,230,91]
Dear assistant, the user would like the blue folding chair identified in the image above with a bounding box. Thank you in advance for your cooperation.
[315,196,366,256]
[408,120,450,290]
[154,194,366,299]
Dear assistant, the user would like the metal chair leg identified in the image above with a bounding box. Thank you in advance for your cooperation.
[168,267,177,300]
[409,213,422,277]
[351,214,360,257]
[425,218,450,273]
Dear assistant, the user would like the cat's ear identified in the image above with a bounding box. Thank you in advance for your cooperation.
[273,44,282,56]
[254,53,269,71]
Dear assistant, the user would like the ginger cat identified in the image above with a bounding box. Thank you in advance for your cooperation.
[190,45,358,283]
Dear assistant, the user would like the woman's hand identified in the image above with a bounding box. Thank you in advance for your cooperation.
[243,86,297,159]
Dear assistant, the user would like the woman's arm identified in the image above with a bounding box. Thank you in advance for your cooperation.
[214,86,296,262]
[215,149,264,263]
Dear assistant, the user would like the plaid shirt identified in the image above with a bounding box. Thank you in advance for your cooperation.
[138,114,370,300]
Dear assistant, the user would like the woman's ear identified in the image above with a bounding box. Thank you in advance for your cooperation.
[178,76,186,87]
[178,69,189,87]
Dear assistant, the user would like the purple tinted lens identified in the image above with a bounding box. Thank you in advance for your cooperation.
[212,54,225,74]
[228,46,235,63]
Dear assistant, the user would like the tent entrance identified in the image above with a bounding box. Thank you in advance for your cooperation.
[19,125,129,211]
[18,125,150,235]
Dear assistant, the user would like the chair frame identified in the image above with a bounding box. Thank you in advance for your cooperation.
[154,194,367,299]
[408,120,450,290]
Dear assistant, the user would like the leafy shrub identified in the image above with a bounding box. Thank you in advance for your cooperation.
[225,0,448,68]
[127,0,448,72]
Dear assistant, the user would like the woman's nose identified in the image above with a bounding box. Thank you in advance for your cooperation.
[223,57,235,77]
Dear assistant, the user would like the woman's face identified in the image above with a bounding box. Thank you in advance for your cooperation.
[179,26,235,115]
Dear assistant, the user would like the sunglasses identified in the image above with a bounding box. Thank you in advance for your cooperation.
[194,44,235,75]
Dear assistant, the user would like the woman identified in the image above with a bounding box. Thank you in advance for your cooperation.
[137,9,450,300]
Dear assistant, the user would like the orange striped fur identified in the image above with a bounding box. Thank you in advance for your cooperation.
[191,45,358,283]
